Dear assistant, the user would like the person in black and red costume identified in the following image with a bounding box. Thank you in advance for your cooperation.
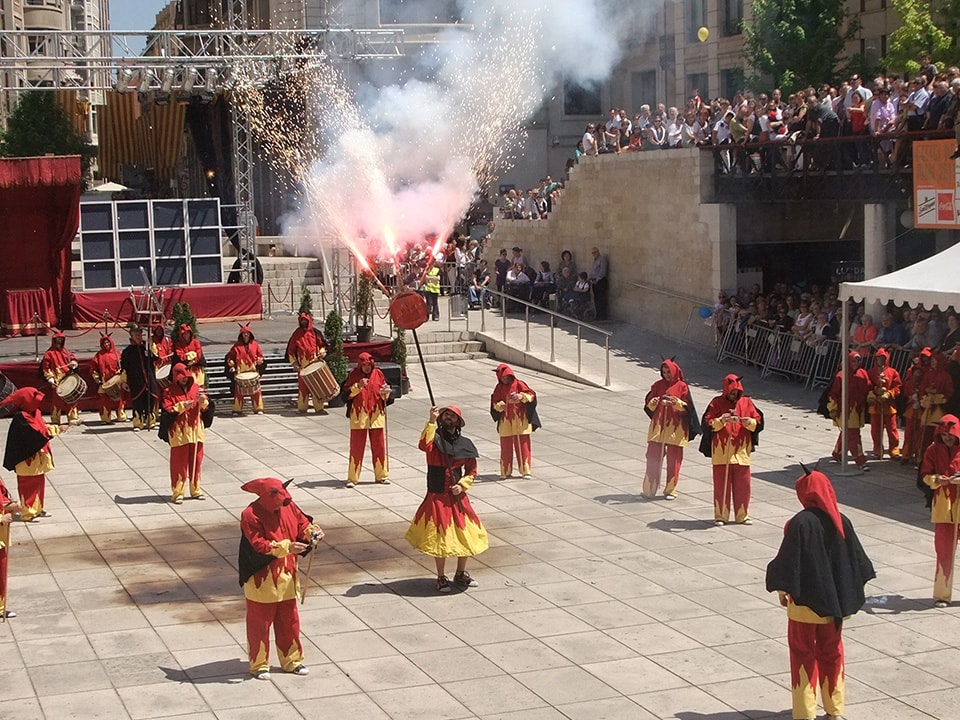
[827,351,872,471]
[239,477,323,680]
[172,323,206,386]
[642,358,699,500]
[0,388,65,522]
[766,467,875,720]
[286,313,329,414]
[490,363,540,480]
[919,414,960,607]
[120,324,157,432]
[341,352,394,488]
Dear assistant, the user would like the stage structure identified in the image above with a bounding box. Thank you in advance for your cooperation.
[0,17,406,287]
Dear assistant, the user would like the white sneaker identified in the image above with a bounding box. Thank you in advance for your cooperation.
[253,670,271,681]
[714,520,725,527]
[521,474,532,479]
[345,482,356,489]
[289,665,309,676]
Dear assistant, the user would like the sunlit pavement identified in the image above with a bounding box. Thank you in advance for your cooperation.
[0,315,953,719]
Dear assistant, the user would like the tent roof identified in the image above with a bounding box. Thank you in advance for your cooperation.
[841,242,960,310]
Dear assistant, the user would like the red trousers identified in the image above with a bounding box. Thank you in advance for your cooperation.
[246,598,304,674]
[902,414,923,462]
[832,428,866,466]
[499,434,531,477]
[869,413,899,457]
[712,464,751,522]
[348,428,388,483]
[98,393,127,423]
[17,475,45,521]
[169,443,203,500]
[933,522,960,602]
[49,393,78,424]
[788,619,844,719]
[642,442,684,498]
[233,389,264,413]
[0,525,9,615]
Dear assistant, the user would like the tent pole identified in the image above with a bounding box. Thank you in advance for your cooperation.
[841,298,849,473]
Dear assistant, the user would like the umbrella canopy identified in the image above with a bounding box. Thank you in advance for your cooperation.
[91,181,128,192]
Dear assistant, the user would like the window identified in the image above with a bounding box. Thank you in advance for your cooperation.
[688,0,707,42]
[631,71,657,109]
[563,80,602,116]
[721,69,743,100]
[688,73,709,102]
[723,0,743,35]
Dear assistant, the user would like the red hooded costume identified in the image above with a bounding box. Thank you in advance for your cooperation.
[704,374,762,523]
[918,350,955,456]
[341,352,393,485]
[920,414,960,604]
[226,324,265,414]
[91,333,127,423]
[0,387,60,522]
[642,359,699,499]
[285,313,329,412]
[827,351,872,469]
[239,477,320,677]
[41,330,80,424]
[867,347,902,458]
[160,363,208,502]
[172,324,205,385]
[0,476,17,617]
[490,363,539,479]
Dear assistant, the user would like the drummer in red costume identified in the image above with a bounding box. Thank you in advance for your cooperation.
[919,414,960,607]
[160,363,208,504]
[239,477,323,680]
[91,333,127,424]
[490,364,540,479]
[827,351,872,471]
[285,313,329,414]
[867,347,902,458]
[226,324,265,415]
[41,330,80,425]
[1,388,64,522]
[341,352,394,487]
[172,323,206,386]
[151,323,174,385]
[642,358,699,500]
[704,374,762,525]
[405,406,488,593]
[1,477,22,618]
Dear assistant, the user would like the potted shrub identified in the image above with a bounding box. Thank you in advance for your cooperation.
[355,273,374,342]
[324,308,348,407]
[391,325,411,395]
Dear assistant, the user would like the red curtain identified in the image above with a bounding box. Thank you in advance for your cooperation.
[0,157,82,331]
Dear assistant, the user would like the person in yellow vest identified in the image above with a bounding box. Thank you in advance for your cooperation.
[423,262,441,321]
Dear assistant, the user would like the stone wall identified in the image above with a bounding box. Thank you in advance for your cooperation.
[491,149,728,345]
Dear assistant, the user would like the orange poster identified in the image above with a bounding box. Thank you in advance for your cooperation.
[915,139,960,228]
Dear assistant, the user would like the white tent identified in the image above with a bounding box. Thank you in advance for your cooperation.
[841,241,960,310]
[91,181,128,192]
[833,241,960,472]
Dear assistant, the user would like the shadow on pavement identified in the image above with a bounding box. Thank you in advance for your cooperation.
[862,593,934,615]
[593,493,647,505]
[163,659,248,684]
[114,493,169,505]
[646,518,717,533]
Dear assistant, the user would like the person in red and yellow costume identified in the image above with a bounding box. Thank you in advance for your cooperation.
[341,352,393,487]
[406,405,488,593]
[919,414,960,607]
[41,330,80,425]
[0,388,64,522]
[642,358,699,500]
[172,323,205,386]
[151,323,175,391]
[160,363,208,504]
[901,354,926,464]
[91,333,127,424]
[766,468,875,720]
[704,374,762,525]
[285,313,329,413]
[239,477,322,680]
[226,324,265,415]
[866,347,902,458]
[490,364,540,479]
[918,349,954,458]
[827,351,872,470]
[1,477,22,618]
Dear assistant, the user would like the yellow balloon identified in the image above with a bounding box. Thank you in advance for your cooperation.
[697,26,709,42]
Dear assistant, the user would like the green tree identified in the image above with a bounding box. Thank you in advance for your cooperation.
[171,302,198,335]
[743,0,860,94]
[323,308,348,385]
[297,283,313,317]
[0,91,92,175]
[885,0,952,76]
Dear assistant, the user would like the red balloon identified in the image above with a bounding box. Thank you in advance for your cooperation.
[389,289,429,330]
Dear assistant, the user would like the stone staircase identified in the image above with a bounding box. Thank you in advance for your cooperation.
[254,257,324,315]
[409,329,489,362]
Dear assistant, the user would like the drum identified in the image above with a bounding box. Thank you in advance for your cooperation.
[300,359,340,402]
[100,374,124,402]
[57,373,87,405]
[155,363,172,388]
[235,370,261,397]
[389,289,429,330]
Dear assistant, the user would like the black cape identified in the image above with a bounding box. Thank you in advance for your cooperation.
[120,343,157,398]
[3,413,49,471]
[237,504,315,587]
[489,396,543,431]
[698,403,765,458]
[765,508,876,621]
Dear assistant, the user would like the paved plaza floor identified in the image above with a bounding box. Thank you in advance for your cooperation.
[0,315,956,719]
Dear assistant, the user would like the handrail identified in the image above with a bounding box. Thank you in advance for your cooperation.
[628,280,708,307]
[477,287,612,387]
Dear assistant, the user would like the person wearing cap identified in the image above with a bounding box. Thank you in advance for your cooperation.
[642,358,699,500]
[91,333,127,424]
[827,351,872,470]
[406,405,488,593]
[226,324,266,415]
[239,477,323,680]
[490,363,540,479]
[41,330,80,425]
[285,313,329,414]
[866,347,902,459]
[159,363,209,504]
[0,387,65,522]
[172,323,206,386]
[0,476,21,618]
[766,468,875,720]
[341,352,394,488]
[121,324,158,432]
[919,415,960,607]
[702,374,762,526]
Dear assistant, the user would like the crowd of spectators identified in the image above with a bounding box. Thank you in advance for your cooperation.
[572,54,960,173]
[499,176,564,221]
